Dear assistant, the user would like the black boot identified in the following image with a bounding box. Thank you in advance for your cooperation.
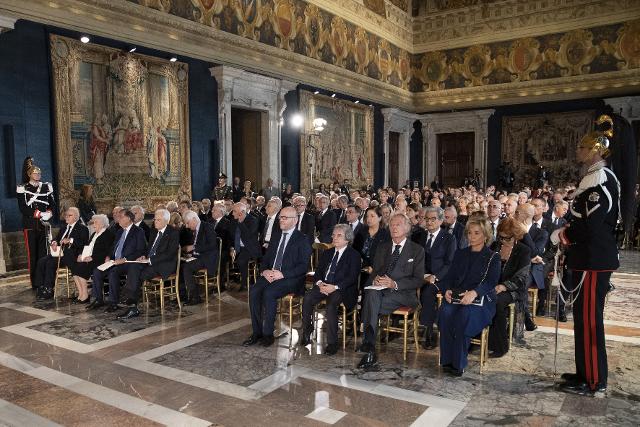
[422,326,437,350]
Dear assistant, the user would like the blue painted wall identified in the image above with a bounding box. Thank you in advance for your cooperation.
[0,20,219,232]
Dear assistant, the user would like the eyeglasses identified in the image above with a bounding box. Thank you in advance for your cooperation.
[279,216,297,220]
[488,205,501,209]
[499,235,514,241]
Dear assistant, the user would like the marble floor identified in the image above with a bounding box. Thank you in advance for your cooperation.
[0,251,639,426]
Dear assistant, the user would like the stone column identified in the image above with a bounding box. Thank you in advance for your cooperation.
[381,108,421,188]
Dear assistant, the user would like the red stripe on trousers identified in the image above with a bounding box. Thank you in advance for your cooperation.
[23,229,31,273]
[583,271,592,389]
[590,270,599,389]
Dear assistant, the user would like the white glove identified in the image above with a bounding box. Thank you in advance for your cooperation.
[550,228,562,245]
[40,211,52,221]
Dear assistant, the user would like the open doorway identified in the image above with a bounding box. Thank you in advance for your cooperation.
[437,132,474,187]
[231,107,263,190]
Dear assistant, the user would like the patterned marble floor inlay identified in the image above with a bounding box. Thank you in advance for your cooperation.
[0,251,639,425]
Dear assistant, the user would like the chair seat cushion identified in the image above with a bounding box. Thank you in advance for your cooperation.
[392,306,414,315]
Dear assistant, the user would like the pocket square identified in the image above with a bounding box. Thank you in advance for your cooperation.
[408,258,414,263]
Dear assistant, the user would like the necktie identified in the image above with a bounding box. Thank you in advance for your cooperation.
[62,225,72,240]
[325,250,339,283]
[386,244,402,274]
[114,229,127,259]
[273,232,288,270]
[425,234,433,253]
[491,222,496,237]
[148,231,162,257]
[298,214,302,231]
[553,217,558,226]
[533,223,539,229]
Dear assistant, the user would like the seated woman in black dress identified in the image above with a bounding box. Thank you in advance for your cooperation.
[488,218,531,357]
[353,207,390,291]
[438,216,501,376]
[71,214,114,304]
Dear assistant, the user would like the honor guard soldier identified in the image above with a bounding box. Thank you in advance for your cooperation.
[16,162,55,288]
[553,114,637,397]
[212,173,232,201]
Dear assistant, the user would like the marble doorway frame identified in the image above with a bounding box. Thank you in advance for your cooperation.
[210,66,297,187]
[381,108,421,188]
[420,110,494,188]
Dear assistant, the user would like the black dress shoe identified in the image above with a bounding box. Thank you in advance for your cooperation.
[489,351,506,358]
[242,335,262,347]
[422,327,437,350]
[356,342,374,353]
[86,301,104,310]
[324,343,338,355]
[357,351,377,369]
[76,298,90,305]
[260,335,275,347]
[450,367,465,377]
[105,304,119,313]
[561,372,580,382]
[525,320,538,331]
[561,381,606,396]
[559,312,568,322]
[117,307,140,320]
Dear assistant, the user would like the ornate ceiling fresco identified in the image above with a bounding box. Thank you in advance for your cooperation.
[2,0,640,111]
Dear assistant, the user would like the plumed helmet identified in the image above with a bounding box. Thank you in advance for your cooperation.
[579,114,614,158]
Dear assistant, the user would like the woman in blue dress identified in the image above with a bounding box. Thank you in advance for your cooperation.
[438,216,501,376]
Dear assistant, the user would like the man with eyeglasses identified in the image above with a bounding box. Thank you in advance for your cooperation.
[419,207,457,349]
[487,202,503,240]
[243,206,312,347]
[292,195,315,245]
[34,207,89,300]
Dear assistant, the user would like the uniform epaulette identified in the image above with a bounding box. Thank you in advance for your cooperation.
[16,185,25,194]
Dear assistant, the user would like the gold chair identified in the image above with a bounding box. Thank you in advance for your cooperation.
[311,301,359,350]
[277,293,303,349]
[53,266,73,299]
[381,306,420,361]
[312,242,333,270]
[508,302,515,344]
[143,249,182,311]
[470,326,490,373]
[193,237,223,304]
[528,288,539,318]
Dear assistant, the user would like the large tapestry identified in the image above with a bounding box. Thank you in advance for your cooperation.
[299,91,374,192]
[501,110,593,187]
[50,35,191,212]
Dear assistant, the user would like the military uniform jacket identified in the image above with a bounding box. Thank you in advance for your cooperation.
[212,185,232,201]
[563,161,620,271]
[17,181,55,229]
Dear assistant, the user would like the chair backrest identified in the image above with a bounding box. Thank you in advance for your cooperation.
[174,247,181,283]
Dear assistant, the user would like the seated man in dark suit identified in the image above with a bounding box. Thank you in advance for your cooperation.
[260,198,282,252]
[292,195,315,246]
[315,194,337,243]
[243,206,312,347]
[357,213,425,368]
[300,224,361,354]
[35,207,89,300]
[418,206,457,349]
[345,204,364,237]
[210,202,232,287]
[231,202,261,290]
[181,210,218,305]
[117,208,180,319]
[92,209,147,313]
[131,205,151,243]
[443,206,467,248]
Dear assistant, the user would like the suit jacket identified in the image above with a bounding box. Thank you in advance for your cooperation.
[313,246,361,309]
[353,227,390,268]
[297,211,316,245]
[411,226,428,247]
[137,221,151,243]
[147,226,180,278]
[438,246,500,336]
[365,239,425,307]
[110,224,147,261]
[260,214,281,247]
[260,229,313,293]
[55,222,90,258]
[193,221,219,274]
[333,208,347,224]
[316,209,337,243]
[211,216,232,251]
[348,222,365,241]
[90,229,115,264]
[490,240,531,302]
[424,230,457,280]
[522,225,548,288]
[232,214,261,258]
[443,221,466,249]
